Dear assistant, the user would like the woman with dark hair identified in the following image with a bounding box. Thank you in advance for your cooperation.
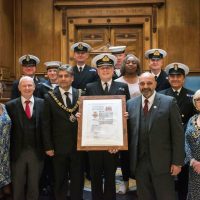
[115,54,141,98]
[185,89,200,200]
[115,54,141,194]
[0,103,11,200]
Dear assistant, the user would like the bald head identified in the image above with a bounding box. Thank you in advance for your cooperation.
[139,72,157,98]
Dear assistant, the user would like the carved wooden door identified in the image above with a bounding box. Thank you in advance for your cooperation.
[76,25,143,69]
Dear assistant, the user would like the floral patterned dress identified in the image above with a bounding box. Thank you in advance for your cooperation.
[185,114,200,200]
[0,104,11,188]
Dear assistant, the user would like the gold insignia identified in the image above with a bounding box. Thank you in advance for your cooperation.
[25,55,30,62]
[48,91,80,119]
[153,50,160,56]
[174,63,178,70]
[102,55,110,62]
[77,43,84,50]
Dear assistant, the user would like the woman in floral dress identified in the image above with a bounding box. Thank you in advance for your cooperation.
[185,89,200,200]
[0,103,11,199]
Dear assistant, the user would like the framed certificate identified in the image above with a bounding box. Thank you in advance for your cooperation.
[77,95,128,151]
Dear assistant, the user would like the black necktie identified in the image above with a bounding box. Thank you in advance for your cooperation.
[64,92,72,108]
[155,76,158,81]
[79,67,82,73]
[104,82,109,94]
[174,90,179,96]
[143,99,149,115]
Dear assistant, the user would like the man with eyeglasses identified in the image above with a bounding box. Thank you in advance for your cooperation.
[145,48,170,91]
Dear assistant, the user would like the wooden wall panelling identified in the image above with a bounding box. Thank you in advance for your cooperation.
[0,0,14,80]
[60,8,67,64]
[67,16,151,69]
[165,0,200,72]
[0,0,14,98]
[14,0,22,78]
[15,0,55,78]
[54,8,62,62]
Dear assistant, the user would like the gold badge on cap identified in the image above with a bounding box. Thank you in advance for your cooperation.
[153,50,160,56]
[77,43,84,50]
[174,63,178,70]
[102,55,110,62]
[25,55,30,62]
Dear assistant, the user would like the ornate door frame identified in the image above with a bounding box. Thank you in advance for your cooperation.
[54,0,165,70]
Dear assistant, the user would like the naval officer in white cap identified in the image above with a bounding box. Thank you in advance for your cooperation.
[109,45,126,78]
[145,48,170,91]
[38,61,62,98]
[71,42,98,92]
[85,53,130,200]
[11,54,46,99]
[160,62,196,200]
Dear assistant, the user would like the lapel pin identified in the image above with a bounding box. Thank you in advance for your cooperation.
[153,105,157,109]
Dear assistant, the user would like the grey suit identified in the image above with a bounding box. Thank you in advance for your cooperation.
[127,93,184,200]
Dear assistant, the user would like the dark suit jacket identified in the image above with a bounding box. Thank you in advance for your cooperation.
[159,87,195,127]
[5,97,44,161]
[37,79,55,99]
[86,80,130,101]
[127,93,185,176]
[72,65,99,91]
[155,70,170,91]
[11,76,46,99]
[43,86,80,155]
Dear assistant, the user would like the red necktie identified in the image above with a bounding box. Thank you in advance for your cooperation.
[25,100,31,119]
[143,99,149,115]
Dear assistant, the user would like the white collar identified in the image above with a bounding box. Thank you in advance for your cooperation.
[59,86,73,96]
[142,91,156,107]
[101,79,112,86]
[151,71,161,77]
[21,95,34,104]
[77,64,85,69]
[172,87,182,93]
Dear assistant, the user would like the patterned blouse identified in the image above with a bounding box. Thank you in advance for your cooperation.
[0,104,11,188]
[185,114,200,200]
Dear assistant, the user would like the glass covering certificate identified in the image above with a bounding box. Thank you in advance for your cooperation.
[77,96,128,150]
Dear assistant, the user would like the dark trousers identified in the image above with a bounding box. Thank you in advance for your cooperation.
[11,148,43,200]
[39,155,54,194]
[176,164,189,200]
[135,155,176,200]
[120,150,130,181]
[89,151,118,200]
[52,151,84,200]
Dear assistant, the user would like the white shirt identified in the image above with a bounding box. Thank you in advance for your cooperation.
[172,87,182,95]
[142,91,156,111]
[59,87,73,107]
[115,76,141,98]
[151,71,161,79]
[77,64,85,72]
[101,79,112,91]
[21,95,34,116]
[51,83,57,89]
